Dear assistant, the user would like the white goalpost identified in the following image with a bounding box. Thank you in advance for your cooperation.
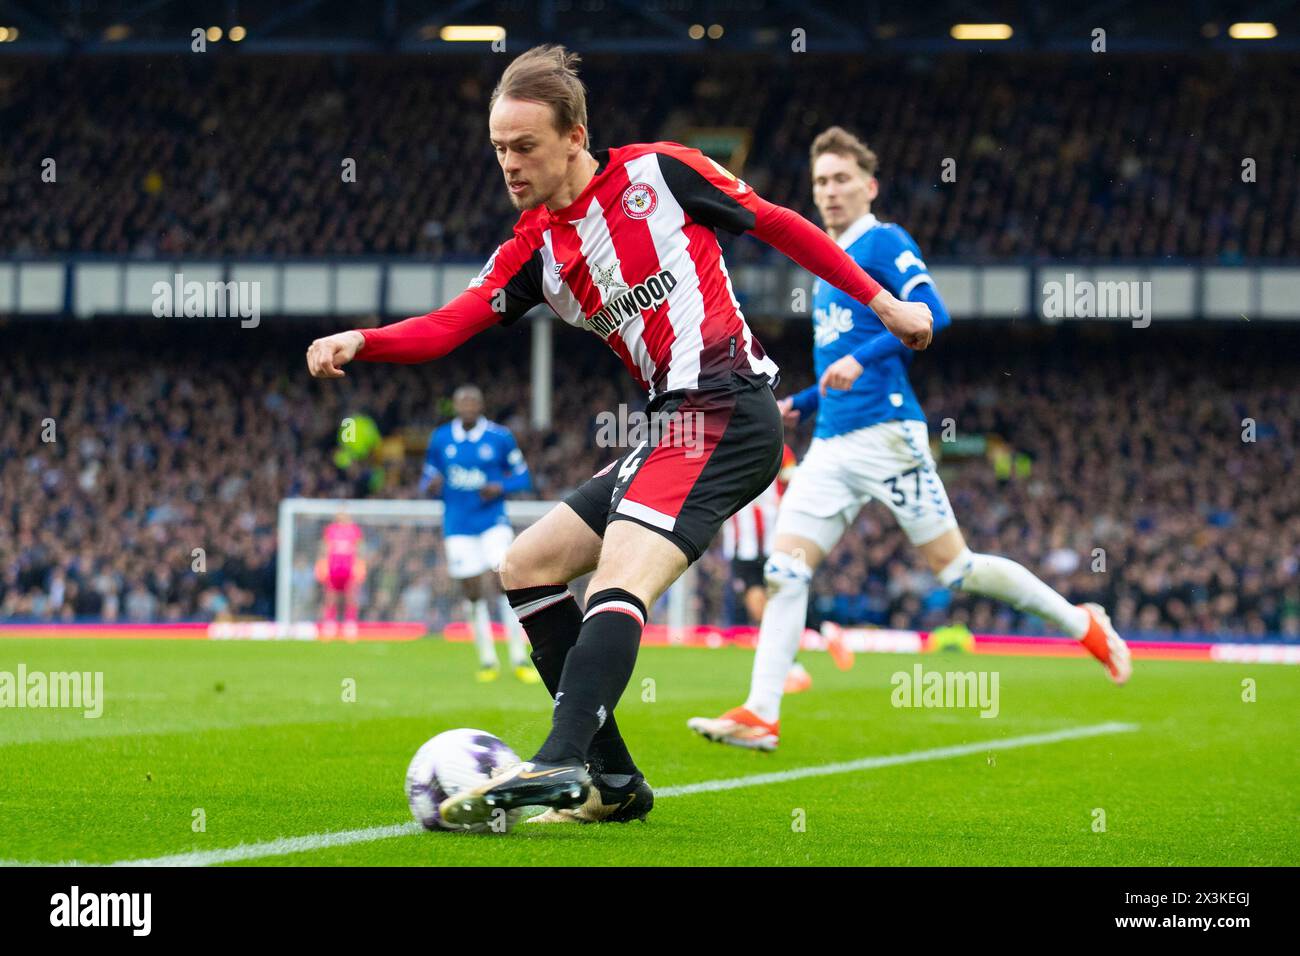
[275,497,697,637]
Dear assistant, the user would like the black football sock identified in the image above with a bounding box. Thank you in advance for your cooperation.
[587,718,639,778]
[506,585,579,694]
[532,588,646,768]
[506,584,639,777]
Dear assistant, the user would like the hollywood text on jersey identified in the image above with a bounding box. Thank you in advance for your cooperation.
[583,269,678,339]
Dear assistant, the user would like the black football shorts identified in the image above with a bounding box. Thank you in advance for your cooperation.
[731,557,767,592]
[564,373,784,564]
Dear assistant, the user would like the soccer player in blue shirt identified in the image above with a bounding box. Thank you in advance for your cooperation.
[690,128,1131,751]
[422,385,539,683]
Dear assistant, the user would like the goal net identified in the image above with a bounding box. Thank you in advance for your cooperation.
[275,498,698,638]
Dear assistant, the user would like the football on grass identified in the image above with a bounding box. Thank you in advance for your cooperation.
[405,729,523,833]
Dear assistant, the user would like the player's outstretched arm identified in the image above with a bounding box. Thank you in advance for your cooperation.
[306,329,365,378]
[782,385,820,424]
[306,290,503,378]
[848,282,951,364]
[652,145,932,350]
[749,196,932,350]
[819,283,952,393]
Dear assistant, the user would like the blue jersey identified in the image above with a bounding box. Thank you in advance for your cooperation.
[797,213,949,438]
[421,418,531,536]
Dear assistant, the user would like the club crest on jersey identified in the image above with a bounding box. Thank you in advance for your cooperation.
[584,269,678,339]
[621,182,658,219]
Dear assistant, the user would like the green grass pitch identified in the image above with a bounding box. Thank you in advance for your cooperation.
[1,637,1296,866]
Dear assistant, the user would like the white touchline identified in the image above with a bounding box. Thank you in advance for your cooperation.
[13,722,1137,867]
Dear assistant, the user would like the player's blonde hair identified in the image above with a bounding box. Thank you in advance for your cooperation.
[810,126,878,177]
[490,44,590,149]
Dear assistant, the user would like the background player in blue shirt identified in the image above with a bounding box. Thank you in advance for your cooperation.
[690,127,1131,751]
[422,384,538,683]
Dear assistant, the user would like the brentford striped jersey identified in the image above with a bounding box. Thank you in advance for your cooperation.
[464,142,780,399]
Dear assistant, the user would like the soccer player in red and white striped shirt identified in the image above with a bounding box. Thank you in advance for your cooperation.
[306,45,932,825]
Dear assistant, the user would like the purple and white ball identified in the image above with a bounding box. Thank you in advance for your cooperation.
[405,729,523,833]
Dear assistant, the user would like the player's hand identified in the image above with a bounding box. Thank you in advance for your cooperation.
[307,330,366,378]
[479,482,504,501]
[819,355,865,395]
[777,396,801,428]
[873,291,933,351]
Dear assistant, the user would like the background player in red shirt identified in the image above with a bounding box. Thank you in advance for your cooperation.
[306,45,932,825]
[724,444,796,626]
[722,444,834,694]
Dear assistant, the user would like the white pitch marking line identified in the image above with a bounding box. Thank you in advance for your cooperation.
[15,721,1138,867]
[658,721,1139,797]
[0,823,424,868]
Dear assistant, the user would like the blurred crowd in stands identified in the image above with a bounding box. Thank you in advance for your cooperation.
[3,321,1296,642]
[3,49,1295,639]
[3,51,1296,262]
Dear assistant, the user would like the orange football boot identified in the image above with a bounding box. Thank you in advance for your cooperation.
[1078,603,1132,685]
[783,662,813,694]
[821,621,855,671]
[687,706,780,752]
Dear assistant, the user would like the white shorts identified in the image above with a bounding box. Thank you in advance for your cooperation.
[775,419,957,553]
[443,524,515,580]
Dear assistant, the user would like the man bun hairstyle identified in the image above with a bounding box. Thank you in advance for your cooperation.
[491,44,590,149]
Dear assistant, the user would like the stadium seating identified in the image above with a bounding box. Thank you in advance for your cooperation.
[3,53,1296,260]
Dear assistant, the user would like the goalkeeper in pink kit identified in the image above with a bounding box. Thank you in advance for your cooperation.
[316,511,367,640]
